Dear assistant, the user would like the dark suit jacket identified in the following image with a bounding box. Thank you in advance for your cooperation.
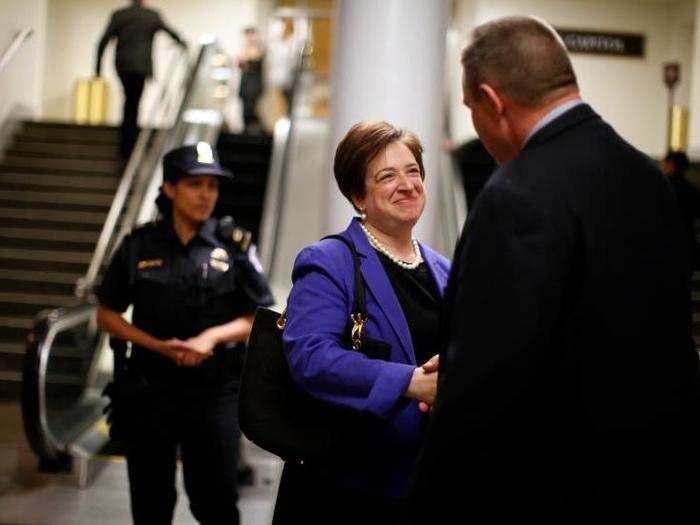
[96,5,184,77]
[405,104,700,519]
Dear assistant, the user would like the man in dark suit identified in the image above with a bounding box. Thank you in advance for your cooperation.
[95,0,186,158]
[405,16,700,520]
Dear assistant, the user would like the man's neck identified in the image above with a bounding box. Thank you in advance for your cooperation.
[515,91,582,149]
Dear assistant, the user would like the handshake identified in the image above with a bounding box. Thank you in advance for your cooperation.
[156,329,218,367]
[406,354,440,414]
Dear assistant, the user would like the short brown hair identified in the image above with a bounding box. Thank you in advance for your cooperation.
[334,121,424,211]
[462,16,577,108]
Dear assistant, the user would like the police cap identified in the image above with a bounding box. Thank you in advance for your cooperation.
[162,142,233,182]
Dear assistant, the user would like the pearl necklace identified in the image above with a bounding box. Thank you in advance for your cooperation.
[360,222,423,270]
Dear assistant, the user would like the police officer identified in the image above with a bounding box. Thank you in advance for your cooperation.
[96,142,274,525]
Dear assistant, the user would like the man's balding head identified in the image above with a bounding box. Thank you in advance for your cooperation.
[462,16,577,108]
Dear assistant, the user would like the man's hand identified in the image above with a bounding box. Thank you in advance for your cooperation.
[421,354,439,373]
[416,354,440,412]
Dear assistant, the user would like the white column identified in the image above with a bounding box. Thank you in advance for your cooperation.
[688,0,700,158]
[326,0,449,246]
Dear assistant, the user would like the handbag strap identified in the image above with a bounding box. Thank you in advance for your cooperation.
[321,234,367,317]
[278,234,369,351]
[321,234,368,351]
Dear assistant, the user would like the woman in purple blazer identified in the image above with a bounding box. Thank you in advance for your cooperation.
[273,121,451,524]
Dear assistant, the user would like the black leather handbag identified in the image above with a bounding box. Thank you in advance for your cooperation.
[239,235,390,462]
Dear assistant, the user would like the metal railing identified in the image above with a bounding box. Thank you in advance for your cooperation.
[0,27,33,76]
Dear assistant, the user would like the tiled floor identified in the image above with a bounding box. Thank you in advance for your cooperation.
[0,402,281,525]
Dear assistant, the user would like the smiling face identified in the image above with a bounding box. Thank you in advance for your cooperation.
[163,174,219,226]
[353,141,426,232]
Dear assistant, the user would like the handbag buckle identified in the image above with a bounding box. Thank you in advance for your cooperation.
[350,313,367,351]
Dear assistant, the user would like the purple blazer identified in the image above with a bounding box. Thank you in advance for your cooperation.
[283,218,450,498]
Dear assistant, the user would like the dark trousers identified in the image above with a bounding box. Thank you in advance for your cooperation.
[124,382,240,525]
[273,461,401,525]
[118,72,146,158]
[242,96,260,132]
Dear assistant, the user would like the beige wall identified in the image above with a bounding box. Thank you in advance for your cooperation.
[0,0,47,129]
[450,0,696,157]
[41,0,262,125]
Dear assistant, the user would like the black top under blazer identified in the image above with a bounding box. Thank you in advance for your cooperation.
[405,104,700,519]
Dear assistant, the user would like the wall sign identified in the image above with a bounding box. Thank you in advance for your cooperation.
[555,28,645,58]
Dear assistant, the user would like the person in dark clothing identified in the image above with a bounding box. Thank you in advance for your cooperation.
[95,0,187,158]
[237,27,265,134]
[662,150,700,268]
[447,137,496,211]
[97,142,274,525]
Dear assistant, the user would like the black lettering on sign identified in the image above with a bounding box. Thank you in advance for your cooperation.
[555,28,645,58]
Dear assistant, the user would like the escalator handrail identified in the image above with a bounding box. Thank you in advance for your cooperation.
[22,304,96,461]
[79,44,194,298]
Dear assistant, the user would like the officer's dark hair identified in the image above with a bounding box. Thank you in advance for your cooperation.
[334,121,425,212]
[462,16,578,108]
[155,187,173,218]
[664,150,691,176]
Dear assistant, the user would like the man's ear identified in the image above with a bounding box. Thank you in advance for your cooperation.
[478,83,504,116]
[163,181,176,199]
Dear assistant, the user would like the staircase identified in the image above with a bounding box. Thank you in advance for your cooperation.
[0,121,121,398]
[215,133,273,244]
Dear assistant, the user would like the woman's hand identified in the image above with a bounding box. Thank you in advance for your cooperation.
[405,366,438,411]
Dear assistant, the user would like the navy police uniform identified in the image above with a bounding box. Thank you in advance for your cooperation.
[98,144,274,525]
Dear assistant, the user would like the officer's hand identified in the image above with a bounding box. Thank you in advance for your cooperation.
[184,330,218,356]
[158,338,188,363]
[176,350,208,367]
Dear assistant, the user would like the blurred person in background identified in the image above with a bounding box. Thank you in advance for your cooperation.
[266,18,299,114]
[237,27,265,134]
[95,0,187,158]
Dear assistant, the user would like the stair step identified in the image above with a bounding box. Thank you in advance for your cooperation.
[0,316,33,329]
[7,142,119,160]
[0,164,119,178]
[19,123,119,144]
[0,207,106,224]
[0,189,113,207]
[0,227,99,243]
[0,292,75,307]
[0,199,110,214]
[0,257,88,274]
[0,173,119,190]
[0,247,92,264]
[0,268,81,285]
[0,217,103,232]
[0,155,119,174]
[0,278,74,296]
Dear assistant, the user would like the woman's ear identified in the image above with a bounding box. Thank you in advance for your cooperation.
[351,193,365,214]
[163,181,176,200]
